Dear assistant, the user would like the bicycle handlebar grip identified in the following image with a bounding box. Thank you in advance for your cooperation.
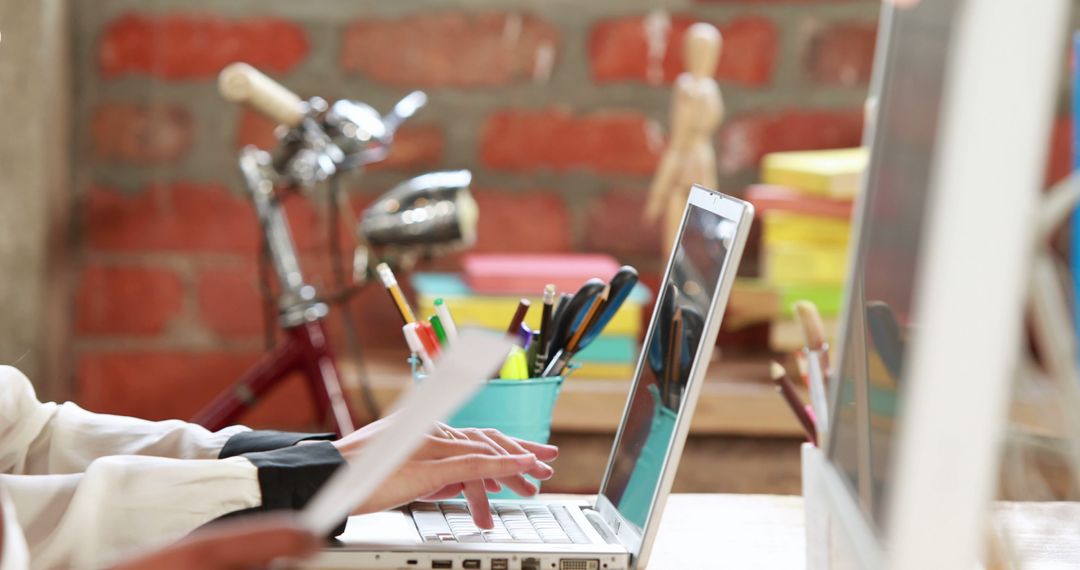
[218,62,306,128]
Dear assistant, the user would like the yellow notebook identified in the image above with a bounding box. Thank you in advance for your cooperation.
[761,148,868,199]
[764,243,849,286]
[763,211,852,248]
[570,361,636,380]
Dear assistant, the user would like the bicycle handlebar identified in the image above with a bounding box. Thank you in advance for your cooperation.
[218,63,307,128]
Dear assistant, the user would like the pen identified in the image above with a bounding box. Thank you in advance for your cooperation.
[429,314,448,346]
[506,298,531,339]
[433,298,459,343]
[377,263,416,325]
[543,284,610,377]
[770,360,817,446]
[403,323,434,373]
[535,284,556,376]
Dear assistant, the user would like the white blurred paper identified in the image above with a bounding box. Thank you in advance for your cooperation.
[300,328,512,536]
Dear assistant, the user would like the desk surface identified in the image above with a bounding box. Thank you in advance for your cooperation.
[648,494,804,569]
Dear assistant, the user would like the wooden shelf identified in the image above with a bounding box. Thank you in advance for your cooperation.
[340,353,807,437]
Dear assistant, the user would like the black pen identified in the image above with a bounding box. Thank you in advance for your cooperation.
[534,284,556,376]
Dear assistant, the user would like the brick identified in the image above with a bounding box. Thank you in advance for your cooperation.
[77,351,316,428]
[76,265,184,336]
[480,108,662,175]
[589,15,779,87]
[583,190,664,257]
[472,190,572,253]
[86,182,260,253]
[804,21,878,86]
[90,103,194,164]
[197,262,263,339]
[1045,114,1072,186]
[235,108,279,150]
[99,13,309,80]
[369,125,446,171]
[341,12,558,88]
[717,108,863,173]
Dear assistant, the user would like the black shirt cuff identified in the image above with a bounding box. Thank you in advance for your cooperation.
[220,441,348,537]
[219,430,337,458]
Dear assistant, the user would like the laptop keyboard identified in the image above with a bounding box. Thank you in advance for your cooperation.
[411,502,591,545]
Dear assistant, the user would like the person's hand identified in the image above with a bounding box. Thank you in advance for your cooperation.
[110,516,318,570]
[333,421,559,529]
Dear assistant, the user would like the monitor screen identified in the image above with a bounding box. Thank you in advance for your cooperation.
[601,199,739,530]
[828,0,961,526]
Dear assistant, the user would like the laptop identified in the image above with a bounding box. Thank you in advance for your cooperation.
[313,185,754,570]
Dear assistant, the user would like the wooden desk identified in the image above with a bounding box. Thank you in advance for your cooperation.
[344,355,808,437]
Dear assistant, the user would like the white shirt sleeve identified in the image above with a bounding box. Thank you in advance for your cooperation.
[0,366,250,476]
[0,366,264,569]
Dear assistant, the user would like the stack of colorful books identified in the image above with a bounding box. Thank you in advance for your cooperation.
[410,254,650,379]
[750,147,868,351]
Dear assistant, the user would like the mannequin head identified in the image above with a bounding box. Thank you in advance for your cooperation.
[683,23,721,78]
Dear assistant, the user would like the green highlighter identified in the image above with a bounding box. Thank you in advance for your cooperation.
[428,315,448,346]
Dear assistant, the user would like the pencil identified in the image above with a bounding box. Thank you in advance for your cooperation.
[506,298,531,337]
[376,263,416,325]
[794,300,830,431]
[433,298,459,343]
[566,284,609,353]
[770,360,817,446]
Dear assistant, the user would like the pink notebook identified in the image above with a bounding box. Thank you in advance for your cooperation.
[463,253,621,295]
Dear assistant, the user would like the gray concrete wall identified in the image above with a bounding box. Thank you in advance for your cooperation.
[0,0,71,399]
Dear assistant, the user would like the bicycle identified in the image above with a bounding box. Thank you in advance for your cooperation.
[191,63,477,436]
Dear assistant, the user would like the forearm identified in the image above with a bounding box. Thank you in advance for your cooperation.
[4,457,260,570]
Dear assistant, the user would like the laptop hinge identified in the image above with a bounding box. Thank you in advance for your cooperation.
[582,508,621,545]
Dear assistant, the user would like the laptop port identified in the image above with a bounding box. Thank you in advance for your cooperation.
[432,561,453,569]
[406,561,418,566]
[522,558,541,570]
[462,561,480,569]
[559,560,599,570]
[491,559,509,570]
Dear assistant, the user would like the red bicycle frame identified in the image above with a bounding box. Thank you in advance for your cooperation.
[192,148,357,436]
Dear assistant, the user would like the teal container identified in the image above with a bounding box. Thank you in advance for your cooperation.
[616,384,677,528]
[412,359,565,499]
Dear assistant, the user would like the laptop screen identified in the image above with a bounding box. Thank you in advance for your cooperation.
[600,198,739,530]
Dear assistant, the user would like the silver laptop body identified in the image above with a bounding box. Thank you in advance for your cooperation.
[313,186,754,570]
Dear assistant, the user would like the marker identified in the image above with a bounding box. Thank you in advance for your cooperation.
[433,298,459,343]
[403,323,434,373]
[499,346,529,380]
[506,299,531,339]
[376,263,416,325]
[535,284,556,376]
[418,322,442,359]
[429,315,448,346]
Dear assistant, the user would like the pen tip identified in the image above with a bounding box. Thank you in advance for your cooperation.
[769,361,787,382]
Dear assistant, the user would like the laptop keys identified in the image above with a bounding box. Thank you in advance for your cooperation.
[411,502,583,544]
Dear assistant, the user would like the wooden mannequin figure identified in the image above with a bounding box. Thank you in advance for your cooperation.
[645,23,723,255]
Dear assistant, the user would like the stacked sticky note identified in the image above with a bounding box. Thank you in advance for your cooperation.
[750,147,867,351]
[411,267,649,380]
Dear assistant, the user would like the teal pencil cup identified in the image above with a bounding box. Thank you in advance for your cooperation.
[411,357,566,499]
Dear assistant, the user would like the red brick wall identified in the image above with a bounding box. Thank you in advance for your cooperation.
[70,2,885,427]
